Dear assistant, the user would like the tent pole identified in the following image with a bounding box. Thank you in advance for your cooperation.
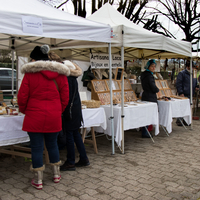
[190,58,193,130]
[121,46,124,154]
[109,43,115,155]
[11,50,14,96]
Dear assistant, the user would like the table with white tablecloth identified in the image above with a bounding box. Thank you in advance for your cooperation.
[0,107,107,155]
[96,102,159,147]
[158,98,191,133]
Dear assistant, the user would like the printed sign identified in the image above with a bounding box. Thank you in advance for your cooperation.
[22,16,43,35]
[90,53,122,69]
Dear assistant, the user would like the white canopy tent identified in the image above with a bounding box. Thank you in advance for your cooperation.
[0,0,117,154]
[0,0,111,53]
[86,3,193,154]
[88,3,192,59]
[54,3,192,61]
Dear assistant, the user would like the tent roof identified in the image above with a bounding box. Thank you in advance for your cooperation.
[86,3,192,59]
[0,0,111,54]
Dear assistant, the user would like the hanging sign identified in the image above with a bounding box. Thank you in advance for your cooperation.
[22,16,43,35]
[90,53,122,69]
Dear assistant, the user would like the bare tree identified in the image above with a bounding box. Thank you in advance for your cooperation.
[145,0,200,51]
[40,0,200,51]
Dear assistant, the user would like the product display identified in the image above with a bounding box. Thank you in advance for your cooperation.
[124,79,132,90]
[97,92,111,105]
[124,91,137,102]
[0,106,7,115]
[81,100,101,108]
[6,107,19,115]
[113,91,122,103]
[92,80,108,92]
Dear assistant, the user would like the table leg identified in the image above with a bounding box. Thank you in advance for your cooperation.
[161,125,169,136]
[81,128,98,154]
[178,118,187,130]
[91,127,98,154]
[145,127,155,143]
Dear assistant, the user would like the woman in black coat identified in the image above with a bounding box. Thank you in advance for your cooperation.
[60,62,90,171]
[141,59,159,137]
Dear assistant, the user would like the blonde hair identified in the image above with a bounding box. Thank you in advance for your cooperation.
[48,51,62,63]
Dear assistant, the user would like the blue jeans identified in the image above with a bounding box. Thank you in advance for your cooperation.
[65,129,88,165]
[28,132,60,168]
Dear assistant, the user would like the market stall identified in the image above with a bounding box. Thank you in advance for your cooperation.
[86,3,192,154]
[0,0,112,156]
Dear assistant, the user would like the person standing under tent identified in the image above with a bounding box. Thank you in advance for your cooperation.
[18,45,70,190]
[48,52,90,171]
[176,60,198,126]
[141,59,159,138]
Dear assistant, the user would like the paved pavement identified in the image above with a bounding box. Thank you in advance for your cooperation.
[1,119,200,200]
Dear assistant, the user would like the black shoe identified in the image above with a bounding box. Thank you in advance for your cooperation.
[75,159,90,167]
[60,162,76,171]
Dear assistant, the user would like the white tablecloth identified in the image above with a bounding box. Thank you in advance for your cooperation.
[81,107,107,129]
[0,115,29,146]
[97,102,159,147]
[158,98,191,133]
[0,107,107,147]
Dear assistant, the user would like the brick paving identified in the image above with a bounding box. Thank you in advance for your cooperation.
[1,119,200,200]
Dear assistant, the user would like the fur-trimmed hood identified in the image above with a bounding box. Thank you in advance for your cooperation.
[21,61,70,76]
[70,63,82,77]
[63,61,82,77]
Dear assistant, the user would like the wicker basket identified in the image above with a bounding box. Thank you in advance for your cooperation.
[81,100,101,108]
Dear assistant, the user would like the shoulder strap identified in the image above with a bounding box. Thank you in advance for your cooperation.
[53,79,59,92]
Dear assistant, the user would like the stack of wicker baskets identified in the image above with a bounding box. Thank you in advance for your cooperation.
[81,100,101,108]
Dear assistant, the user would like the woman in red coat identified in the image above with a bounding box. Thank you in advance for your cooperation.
[17,45,69,190]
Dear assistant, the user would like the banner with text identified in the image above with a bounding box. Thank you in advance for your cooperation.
[90,53,122,69]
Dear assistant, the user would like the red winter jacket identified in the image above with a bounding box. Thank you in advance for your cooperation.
[18,61,70,133]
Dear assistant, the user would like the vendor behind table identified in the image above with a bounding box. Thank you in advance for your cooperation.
[141,59,159,138]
